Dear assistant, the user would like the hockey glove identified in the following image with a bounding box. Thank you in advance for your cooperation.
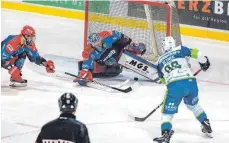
[73,69,93,86]
[8,66,23,82]
[124,42,146,55]
[199,56,210,71]
[43,60,55,73]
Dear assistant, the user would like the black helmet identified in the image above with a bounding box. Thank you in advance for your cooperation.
[58,93,78,113]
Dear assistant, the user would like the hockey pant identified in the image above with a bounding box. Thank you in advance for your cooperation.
[78,60,123,78]
[1,52,26,70]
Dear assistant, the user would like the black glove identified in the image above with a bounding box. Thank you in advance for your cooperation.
[199,56,210,71]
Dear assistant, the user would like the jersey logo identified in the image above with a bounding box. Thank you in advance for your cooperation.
[6,44,14,53]
[129,60,148,72]
[103,49,115,62]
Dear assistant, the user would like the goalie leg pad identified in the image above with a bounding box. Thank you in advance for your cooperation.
[118,51,158,81]
[78,60,121,78]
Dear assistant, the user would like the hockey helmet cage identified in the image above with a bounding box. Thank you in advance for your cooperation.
[21,25,36,45]
[88,33,102,49]
[160,36,176,54]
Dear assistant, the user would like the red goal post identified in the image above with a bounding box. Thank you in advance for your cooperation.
[84,0,181,61]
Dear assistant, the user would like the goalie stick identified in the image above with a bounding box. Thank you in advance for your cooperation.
[134,69,202,122]
[65,72,132,93]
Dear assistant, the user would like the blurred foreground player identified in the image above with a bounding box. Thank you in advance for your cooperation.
[153,37,212,143]
[1,25,55,87]
[74,30,146,86]
[36,93,90,143]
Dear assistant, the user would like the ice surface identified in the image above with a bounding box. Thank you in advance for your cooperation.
[1,9,229,143]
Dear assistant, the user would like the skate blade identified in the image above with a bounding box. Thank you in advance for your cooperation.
[204,132,213,138]
[153,140,168,143]
[9,82,27,87]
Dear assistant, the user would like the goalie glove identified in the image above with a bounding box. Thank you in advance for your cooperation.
[73,69,93,86]
[124,42,146,55]
[43,60,55,73]
[199,56,210,71]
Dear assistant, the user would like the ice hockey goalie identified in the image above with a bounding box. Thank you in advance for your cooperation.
[74,30,146,86]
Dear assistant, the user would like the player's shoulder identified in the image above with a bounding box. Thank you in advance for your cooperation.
[41,118,59,127]
[72,119,88,134]
[4,35,16,40]
[157,49,176,62]
[39,118,59,132]
[70,118,87,129]
[4,35,24,53]
[98,31,113,38]
[7,35,23,43]
[25,41,37,51]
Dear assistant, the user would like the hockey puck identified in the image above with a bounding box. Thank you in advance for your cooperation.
[134,77,138,81]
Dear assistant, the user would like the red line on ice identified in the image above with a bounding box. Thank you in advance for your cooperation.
[198,79,229,86]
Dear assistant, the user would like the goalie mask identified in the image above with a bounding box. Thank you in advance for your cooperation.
[88,33,103,51]
[160,36,176,54]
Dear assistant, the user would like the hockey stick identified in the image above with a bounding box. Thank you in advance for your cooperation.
[134,69,202,122]
[65,72,132,93]
[193,68,202,76]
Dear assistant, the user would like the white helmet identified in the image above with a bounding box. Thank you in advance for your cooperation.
[160,36,176,54]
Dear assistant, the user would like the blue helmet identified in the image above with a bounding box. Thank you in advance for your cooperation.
[88,33,102,48]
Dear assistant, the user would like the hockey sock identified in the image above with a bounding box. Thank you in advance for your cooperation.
[161,114,173,134]
[186,104,207,123]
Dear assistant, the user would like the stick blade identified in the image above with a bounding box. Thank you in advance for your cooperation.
[134,117,146,122]
[112,86,132,93]
[123,87,132,93]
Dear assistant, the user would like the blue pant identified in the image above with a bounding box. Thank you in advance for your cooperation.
[1,52,26,70]
[161,78,199,114]
[161,78,208,133]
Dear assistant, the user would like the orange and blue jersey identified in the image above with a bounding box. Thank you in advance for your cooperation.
[1,35,45,69]
[82,31,125,70]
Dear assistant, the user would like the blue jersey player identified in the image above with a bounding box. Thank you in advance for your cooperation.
[153,37,212,143]
[74,30,146,86]
[1,25,55,87]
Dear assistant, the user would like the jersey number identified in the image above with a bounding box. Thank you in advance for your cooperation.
[165,61,181,73]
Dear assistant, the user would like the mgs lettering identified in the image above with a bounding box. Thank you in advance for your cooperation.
[129,60,137,66]
[129,60,148,72]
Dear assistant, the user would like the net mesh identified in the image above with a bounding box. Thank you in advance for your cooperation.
[85,1,181,59]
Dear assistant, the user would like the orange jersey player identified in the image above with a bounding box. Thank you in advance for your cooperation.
[74,30,146,86]
[1,25,55,87]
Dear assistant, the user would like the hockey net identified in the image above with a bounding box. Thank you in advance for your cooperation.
[84,0,181,61]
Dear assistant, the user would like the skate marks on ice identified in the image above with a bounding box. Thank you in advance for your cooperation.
[25,54,142,92]
[1,120,40,140]
[1,76,75,96]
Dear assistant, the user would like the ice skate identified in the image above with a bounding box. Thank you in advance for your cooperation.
[153,130,174,143]
[201,118,213,138]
